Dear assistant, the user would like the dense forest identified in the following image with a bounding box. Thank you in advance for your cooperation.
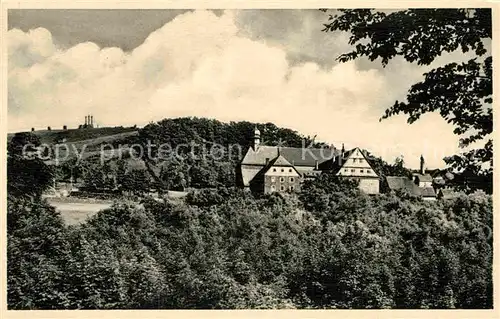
[49,117,329,193]
[7,121,493,309]
[7,175,492,309]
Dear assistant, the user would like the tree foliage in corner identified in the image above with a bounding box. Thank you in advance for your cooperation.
[322,9,492,191]
[7,132,54,197]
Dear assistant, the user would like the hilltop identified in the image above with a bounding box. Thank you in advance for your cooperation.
[8,126,139,145]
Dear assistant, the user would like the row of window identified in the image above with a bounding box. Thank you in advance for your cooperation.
[271,185,295,192]
[272,168,293,173]
[271,177,295,183]
[351,158,364,163]
[344,168,372,174]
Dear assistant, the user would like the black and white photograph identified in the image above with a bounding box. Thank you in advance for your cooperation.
[4,4,495,312]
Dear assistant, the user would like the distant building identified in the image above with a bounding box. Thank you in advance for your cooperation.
[80,114,95,129]
[249,153,302,193]
[412,155,433,188]
[437,188,460,200]
[385,176,421,195]
[239,128,380,194]
[333,147,380,194]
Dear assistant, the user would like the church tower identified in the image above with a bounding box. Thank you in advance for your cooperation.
[253,126,261,150]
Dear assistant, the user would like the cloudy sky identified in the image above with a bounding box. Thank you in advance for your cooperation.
[7,9,484,168]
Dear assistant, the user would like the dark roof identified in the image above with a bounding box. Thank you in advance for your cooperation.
[241,145,339,167]
[386,176,420,194]
[438,188,459,199]
[386,176,436,198]
[420,187,436,197]
[302,170,322,177]
[269,154,293,167]
[341,148,356,159]
[329,147,379,177]
[251,154,301,182]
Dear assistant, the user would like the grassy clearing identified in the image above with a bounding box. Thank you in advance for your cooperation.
[47,197,114,225]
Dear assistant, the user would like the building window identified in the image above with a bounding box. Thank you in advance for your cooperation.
[290,177,294,183]
[344,168,348,172]
[273,168,276,172]
[359,158,364,163]
[351,169,355,173]
[271,177,276,182]
[367,169,371,173]
[289,168,292,172]
[290,186,295,191]
[280,185,285,191]
[280,177,285,183]
[360,169,364,173]
[352,158,356,163]
[281,168,284,172]
[271,185,276,191]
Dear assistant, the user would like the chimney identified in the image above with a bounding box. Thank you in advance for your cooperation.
[315,160,319,170]
[63,125,67,130]
[85,115,88,126]
[31,127,35,132]
[91,115,93,126]
[420,155,426,175]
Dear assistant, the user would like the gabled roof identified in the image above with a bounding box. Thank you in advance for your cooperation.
[414,173,433,182]
[341,148,356,160]
[261,154,301,176]
[332,147,379,177]
[386,176,436,198]
[438,188,459,199]
[269,154,293,167]
[250,154,301,183]
[241,145,338,167]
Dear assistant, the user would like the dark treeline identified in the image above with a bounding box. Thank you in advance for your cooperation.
[15,117,487,194]
[54,117,328,192]
[47,117,485,194]
[8,174,492,309]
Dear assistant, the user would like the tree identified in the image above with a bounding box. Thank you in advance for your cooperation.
[122,169,151,195]
[298,172,361,219]
[7,195,71,309]
[7,132,54,197]
[189,159,218,189]
[368,154,413,178]
[322,9,492,192]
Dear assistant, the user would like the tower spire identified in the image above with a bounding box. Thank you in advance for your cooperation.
[420,154,426,175]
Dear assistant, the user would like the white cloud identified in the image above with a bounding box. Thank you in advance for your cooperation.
[8,9,461,169]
